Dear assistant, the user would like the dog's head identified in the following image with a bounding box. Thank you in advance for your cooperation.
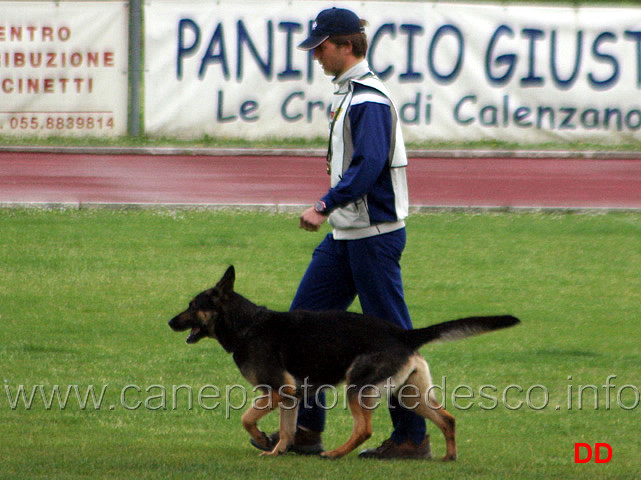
[168,265,235,344]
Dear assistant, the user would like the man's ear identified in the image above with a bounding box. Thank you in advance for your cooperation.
[340,41,354,55]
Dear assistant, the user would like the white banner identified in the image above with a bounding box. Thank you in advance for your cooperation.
[0,1,129,137]
[145,0,641,144]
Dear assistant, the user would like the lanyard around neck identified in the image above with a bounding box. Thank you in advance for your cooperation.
[325,72,375,175]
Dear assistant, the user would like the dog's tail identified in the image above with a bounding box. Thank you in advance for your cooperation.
[402,315,520,351]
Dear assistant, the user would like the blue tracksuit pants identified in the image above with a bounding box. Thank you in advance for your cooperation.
[290,228,427,445]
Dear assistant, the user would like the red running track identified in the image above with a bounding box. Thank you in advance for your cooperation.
[1,151,640,209]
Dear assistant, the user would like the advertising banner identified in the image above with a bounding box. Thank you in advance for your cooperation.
[0,1,129,137]
[145,0,641,144]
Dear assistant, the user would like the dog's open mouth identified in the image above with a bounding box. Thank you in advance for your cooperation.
[186,326,205,344]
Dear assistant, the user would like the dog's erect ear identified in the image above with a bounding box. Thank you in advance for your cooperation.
[217,265,235,293]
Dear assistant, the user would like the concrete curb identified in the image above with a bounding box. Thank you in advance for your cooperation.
[1,201,637,213]
[1,145,640,159]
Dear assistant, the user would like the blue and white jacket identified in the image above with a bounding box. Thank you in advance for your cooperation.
[320,60,409,240]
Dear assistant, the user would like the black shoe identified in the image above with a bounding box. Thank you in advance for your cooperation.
[250,428,323,455]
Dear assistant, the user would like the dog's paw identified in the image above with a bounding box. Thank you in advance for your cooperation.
[319,450,342,460]
[259,448,287,457]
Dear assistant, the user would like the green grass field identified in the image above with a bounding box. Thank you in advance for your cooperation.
[1,208,640,479]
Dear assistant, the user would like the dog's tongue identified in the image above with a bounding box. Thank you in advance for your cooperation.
[186,327,201,344]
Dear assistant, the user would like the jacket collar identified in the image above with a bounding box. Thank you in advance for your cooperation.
[333,59,371,90]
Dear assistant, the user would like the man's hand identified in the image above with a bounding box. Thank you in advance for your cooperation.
[299,206,328,232]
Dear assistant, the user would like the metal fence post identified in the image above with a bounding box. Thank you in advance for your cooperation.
[128,0,142,137]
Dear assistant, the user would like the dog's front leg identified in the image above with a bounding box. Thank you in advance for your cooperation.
[242,391,276,451]
[260,404,299,456]
[260,386,299,457]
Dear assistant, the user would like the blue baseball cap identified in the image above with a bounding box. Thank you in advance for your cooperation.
[297,7,363,50]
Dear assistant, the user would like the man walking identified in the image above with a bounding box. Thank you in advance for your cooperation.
[255,7,430,460]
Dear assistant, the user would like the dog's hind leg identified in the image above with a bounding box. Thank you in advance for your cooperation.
[406,356,457,461]
[417,400,456,461]
[321,387,374,459]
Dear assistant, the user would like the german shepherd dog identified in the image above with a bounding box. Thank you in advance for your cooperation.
[169,266,519,459]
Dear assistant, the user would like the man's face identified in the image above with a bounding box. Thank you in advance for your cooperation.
[313,40,350,77]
